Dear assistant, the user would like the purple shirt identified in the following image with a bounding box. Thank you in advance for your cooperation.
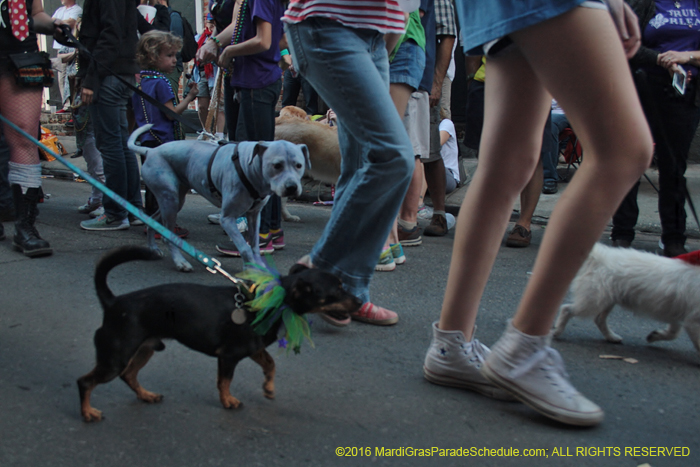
[644,0,700,77]
[229,0,285,89]
[132,75,177,145]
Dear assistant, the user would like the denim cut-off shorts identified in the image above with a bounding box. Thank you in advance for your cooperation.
[389,40,426,92]
[459,0,606,57]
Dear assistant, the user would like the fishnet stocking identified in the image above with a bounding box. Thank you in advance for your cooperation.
[0,74,43,165]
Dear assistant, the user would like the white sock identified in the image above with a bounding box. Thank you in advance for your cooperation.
[8,162,42,192]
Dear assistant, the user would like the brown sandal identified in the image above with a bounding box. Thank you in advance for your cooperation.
[506,225,531,248]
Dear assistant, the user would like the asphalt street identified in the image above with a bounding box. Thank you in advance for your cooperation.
[1,175,699,467]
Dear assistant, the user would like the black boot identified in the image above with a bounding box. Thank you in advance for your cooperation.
[0,221,5,241]
[12,185,52,257]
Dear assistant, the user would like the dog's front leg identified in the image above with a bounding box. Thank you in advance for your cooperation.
[217,357,243,409]
[250,349,276,399]
[244,203,266,265]
[594,306,623,343]
[160,194,194,273]
[553,305,574,338]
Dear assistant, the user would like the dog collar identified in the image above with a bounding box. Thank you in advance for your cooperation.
[235,263,314,354]
[231,144,264,202]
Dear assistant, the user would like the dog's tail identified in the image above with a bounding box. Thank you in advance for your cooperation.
[127,124,153,157]
[95,246,161,308]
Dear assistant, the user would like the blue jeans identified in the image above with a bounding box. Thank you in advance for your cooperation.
[224,79,241,140]
[236,79,283,234]
[544,112,569,182]
[286,18,414,303]
[90,75,143,220]
[281,68,319,115]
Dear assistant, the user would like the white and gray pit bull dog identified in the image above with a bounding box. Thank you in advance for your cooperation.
[127,124,310,272]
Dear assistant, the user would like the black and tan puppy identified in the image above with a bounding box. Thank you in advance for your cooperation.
[77,246,361,422]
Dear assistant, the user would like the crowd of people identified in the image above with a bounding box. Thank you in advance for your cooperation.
[0,0,698,427]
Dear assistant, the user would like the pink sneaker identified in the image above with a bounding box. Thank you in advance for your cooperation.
[351,302,399,325]
[320,313,351,327]
[270,228,285,249]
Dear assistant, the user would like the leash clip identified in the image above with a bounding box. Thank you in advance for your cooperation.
[204,257,255,293]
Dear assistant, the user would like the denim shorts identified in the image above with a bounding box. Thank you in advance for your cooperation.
[197,78,210,98]
[456,0,601,56]
[390,40,425,91]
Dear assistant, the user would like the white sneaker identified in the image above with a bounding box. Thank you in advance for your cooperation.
[446,213,456,231]
[417,204,434,221]
[423,322,516,401]
[208,214,247,233]
[88,206,105,218]
[481,321,604,426]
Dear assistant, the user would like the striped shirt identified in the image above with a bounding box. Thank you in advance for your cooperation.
[283,0,406,34]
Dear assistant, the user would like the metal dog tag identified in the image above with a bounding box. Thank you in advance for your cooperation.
[231,308,247,324]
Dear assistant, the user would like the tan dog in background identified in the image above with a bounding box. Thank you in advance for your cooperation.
[275,106,341,221]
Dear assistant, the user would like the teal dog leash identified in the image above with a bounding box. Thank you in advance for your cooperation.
[0,113,245,286]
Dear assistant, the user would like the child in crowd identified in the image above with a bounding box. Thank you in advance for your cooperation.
[132,30,197,236]
[209,0,288,257]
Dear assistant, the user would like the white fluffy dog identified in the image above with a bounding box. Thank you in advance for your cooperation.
[553,243,700,354]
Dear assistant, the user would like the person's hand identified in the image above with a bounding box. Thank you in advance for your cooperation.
[50,19,71,45]
[217,46,236,69]
[429,79,443,108]
[186,81,198,101]
[658,50,693,68]
[326,109,337,126]
[81,88,94,105]
[605,0,641,58]
[197,39,219,64]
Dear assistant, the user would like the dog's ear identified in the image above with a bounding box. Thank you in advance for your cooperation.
[300,144,312,170]
[252,142,268,164]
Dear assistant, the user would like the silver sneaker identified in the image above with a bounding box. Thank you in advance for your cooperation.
[481,321,604,426]
[80,214,130,231]
[423,322,516,401]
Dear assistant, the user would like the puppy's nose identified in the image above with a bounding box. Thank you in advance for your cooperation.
[283,184,300,197]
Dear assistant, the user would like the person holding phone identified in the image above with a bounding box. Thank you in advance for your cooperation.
[611,0,700,257]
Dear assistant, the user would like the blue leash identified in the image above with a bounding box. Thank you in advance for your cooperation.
[0,113,244,286]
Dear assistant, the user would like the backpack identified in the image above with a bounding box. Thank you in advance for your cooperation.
[171,11,198,63]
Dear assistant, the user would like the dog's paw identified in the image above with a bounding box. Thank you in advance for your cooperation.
[175,261,194,273]
[149,246,165,258]
[605,333,623,344]
[283,213,302,223]
[647,330,664,343]
[263,383,275,400]
[81,407,104,423]
[221,395,242,409]
[137,390,163,404]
